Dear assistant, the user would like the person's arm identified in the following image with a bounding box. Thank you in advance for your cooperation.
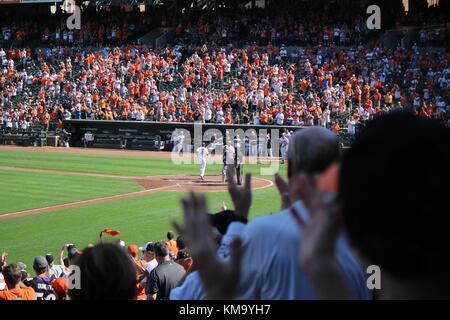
[174,193,242,300]
[1,251,7,272]
[59,244,68,267]
[146,269,159,300]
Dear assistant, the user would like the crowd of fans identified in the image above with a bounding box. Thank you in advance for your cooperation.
[1,110,449,300]
[1,41,448,135]
[0,231,193,300]
[174,4,370,47]
[1,4,448,139]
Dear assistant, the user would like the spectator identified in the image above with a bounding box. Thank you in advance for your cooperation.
[175,236,193,273]
[68,243,136,300]
[166,231,178,257]
[139,242,158,274]
[128,244,148,300]
[50,277,69,300]
[295,111,450,299]
[0,264,36,300]
[146,241,185,300]
[45,253,64,278]
[23,256,56,300]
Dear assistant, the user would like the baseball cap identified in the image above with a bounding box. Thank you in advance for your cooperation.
[127,244,139,256]
[67,246,79,260]
[208,210,248,235]
[33,256,49,270]
[139,242,154,252]
[51,278,68,294]
[17,262,27,271]
[46,253,54,264]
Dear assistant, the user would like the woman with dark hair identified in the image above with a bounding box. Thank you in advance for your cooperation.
[69,243,137,300]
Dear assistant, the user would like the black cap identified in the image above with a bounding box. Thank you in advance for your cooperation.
[45,254,54,264]
[176,250,190,260]
[208,210,248,235]
[68,246,79,260]
[145,242,154,252]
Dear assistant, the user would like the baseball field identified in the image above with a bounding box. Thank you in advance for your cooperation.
[0,146,285,269]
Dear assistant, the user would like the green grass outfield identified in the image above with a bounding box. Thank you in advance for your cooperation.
[0,149,285,269]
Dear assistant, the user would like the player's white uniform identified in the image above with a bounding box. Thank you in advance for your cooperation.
[197,147,209,178]
[280,134,289,162]
[173,132,184,153]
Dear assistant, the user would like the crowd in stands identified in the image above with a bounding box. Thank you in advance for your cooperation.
[174,3,370,47]
[1,41,449,136]
[0,6,158,48]
[0,3,449,139]
[1,111,449,300]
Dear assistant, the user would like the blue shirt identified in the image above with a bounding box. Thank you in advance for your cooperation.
[235,201,371,300]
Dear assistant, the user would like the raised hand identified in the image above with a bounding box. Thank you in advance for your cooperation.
[174,192,242,300]
[274,172,291,209]
[291,174,341,267]
[1,251,8,269]
[227,167,252,219]
[290,174,352,299]
[221,201,227,211]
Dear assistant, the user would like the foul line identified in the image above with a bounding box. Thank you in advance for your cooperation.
[0,185,173,220]
[0,168,275,220]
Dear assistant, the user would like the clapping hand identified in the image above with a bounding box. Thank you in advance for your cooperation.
[174,192,242,300]
[227,166,252,219]
[290,174,352,299]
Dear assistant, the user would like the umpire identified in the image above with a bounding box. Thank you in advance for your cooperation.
[221,136,243,185]
[233,136,244,185]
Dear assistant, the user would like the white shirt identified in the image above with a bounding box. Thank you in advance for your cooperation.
[275,112,284,125]
[144,259,158,273]
[197,147,209,162]
[348,119,356,135]
[49,265,65,278]
[0,273,6,290]
[225,146,235,165]
[204,108,212,121]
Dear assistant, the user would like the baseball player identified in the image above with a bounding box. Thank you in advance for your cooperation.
[172,130,185,153]
[222,142,235,183]
[196,143,209,180]
[233,136,244,185]
[280,132,290,164]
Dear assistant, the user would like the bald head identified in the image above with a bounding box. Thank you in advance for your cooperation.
[287,127,340,178]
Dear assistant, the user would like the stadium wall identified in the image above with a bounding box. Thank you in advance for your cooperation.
[63,120,303,151]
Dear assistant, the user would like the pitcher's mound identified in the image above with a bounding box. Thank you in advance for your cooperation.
[135,174,273,192]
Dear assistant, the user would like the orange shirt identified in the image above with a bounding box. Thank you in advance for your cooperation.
[0,287,36,300]
[167,240,178,256]
[332,123,340,135]
[134,260,147,300]
[177,257,194,273]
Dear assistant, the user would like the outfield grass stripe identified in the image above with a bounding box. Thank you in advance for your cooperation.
[0,168,143,214]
